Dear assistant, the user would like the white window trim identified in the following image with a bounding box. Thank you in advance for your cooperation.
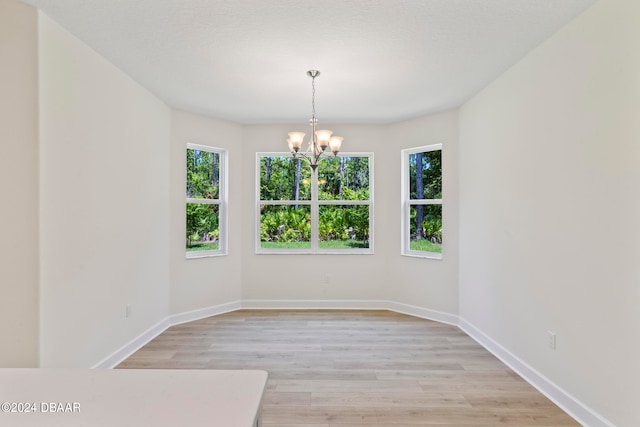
[401,144,442,259]
[256,152,374,255]
[186,143,228,259]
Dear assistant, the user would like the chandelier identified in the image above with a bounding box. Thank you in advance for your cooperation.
[287,70,343,171]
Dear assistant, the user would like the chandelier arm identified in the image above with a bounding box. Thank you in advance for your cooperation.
[292,151,313,165]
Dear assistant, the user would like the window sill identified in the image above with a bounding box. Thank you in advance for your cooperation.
[402,251,443,260]
[255,249,374,255]
[186,251,227,259]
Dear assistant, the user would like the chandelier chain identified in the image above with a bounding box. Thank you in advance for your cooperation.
[311,75,316,119]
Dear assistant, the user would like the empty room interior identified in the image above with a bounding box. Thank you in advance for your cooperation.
[1,0,638,426]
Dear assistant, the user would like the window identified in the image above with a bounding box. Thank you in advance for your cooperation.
[401,144,442,258]
[186,144,227,258]
[257,153,373,254]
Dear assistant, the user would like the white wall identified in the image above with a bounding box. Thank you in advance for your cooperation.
[242,124,390,302]
[388,111,459,315]
[38,13,172,367]
[458,0,640,425]
[241,116,458,312]
[0,0,39,367]
[170,110,244,314]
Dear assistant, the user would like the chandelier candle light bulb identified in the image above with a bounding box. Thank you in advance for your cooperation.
[287,70,343,171]
[329,136,343,155]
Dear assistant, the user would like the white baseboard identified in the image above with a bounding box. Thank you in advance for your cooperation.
[168,300,242,326]
[94,301,242,369]
[241,299,389,310]
[240,299,460,326]
[386,301,459,326]
[459,318,614,427]
[92,317,171,369]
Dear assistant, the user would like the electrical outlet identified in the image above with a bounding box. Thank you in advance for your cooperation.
[125,304,132,318]
[323,274,331,284]
[547,331,556,350]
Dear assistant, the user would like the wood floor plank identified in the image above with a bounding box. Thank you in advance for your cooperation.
[375,369,517,381]
[310,392,472,408]
[118,310,579,426]
[274,379,424,393]
[268,369,378,381]
[261,406,379,424]
[334,359,464,371]
[262,391,312,407]
[374,406,578,426]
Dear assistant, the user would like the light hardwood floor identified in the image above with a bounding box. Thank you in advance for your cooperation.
[118,310,579,426]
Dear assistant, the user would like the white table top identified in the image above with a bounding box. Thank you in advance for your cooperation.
[0,368,268,426]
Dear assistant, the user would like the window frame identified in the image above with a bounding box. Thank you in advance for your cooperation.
[186,143,228,259]
[256,151,374,255]
[401,144,443,259]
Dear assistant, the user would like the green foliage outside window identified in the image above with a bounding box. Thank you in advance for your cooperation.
[187,149,219,199]
[408,149,442,253]
[260,157,311,201]
[319,205,369,248]
[186,204,219,251]
[260,205,311,245]
[409,205,441,253]
[259,155,371,250]
[318,156,369,201]
[409,150,441,200]
[187,148,221,252]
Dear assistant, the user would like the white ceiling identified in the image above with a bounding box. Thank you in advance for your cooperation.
[23,0,597,124]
